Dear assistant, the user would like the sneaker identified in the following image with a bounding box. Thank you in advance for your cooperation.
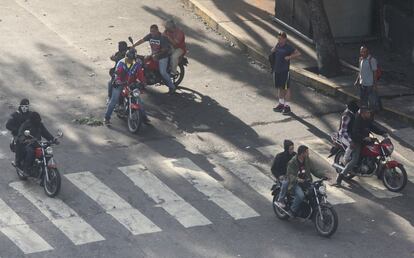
[282,105,291,115]
[104,118,111,126]
[273,103,284,112]
[168,88,176,95]
[275,201,286,208]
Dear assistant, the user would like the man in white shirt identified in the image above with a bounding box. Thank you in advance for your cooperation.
[355,46,377,106]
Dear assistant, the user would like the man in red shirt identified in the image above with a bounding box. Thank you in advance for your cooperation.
[163,19,186,75]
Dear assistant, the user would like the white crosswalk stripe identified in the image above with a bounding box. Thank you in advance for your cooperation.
[119,164,212,228]
[164,158,260,220]
[65,172,161,235]
[10,181,105,245]
[300,139,402,199]
[0,198,53,254]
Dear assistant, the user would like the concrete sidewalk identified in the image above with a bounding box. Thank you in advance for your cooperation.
[181,0,414,126]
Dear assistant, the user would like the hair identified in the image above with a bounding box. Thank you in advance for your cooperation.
[118,41,128,52]
[164,19,176,30]
[150,24,159,31]
[297,145,308,156]
[278,31,287,39]
[20,98,30,105]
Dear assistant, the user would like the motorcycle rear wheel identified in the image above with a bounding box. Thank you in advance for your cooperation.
[382,164,407,192]
[127,110,142,134]
[272,194,289,220]
[334,151,355,180]
[44,168,61,197]
[172,64,185,87]
[314,204,338,237]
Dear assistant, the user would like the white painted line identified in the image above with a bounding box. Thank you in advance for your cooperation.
[119,164,212,228]
[0,198,53,254]
[65,172,161,235]
[301,139,402,199]
[10,181,105,245]
[164,158,260,220]
[256,144,284,160]
[209,153,274,202]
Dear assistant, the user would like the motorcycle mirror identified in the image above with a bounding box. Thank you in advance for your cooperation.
[128,36,134,45]
[24,130,30,136]
[56,129,63,138]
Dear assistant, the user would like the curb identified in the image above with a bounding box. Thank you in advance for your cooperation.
[181,0,414,126]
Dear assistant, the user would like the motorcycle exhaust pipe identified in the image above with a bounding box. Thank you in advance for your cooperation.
[332,163,345,172]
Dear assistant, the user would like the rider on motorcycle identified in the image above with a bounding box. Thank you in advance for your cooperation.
[337,100,359,164]
[132,24,175,94]
[17,112,56,176]
[104,48,149,125]
[163,19,186,76]
[286,145,326,217]
[107,41,130,103]
[6,98,32,166]
[334,106,388,185]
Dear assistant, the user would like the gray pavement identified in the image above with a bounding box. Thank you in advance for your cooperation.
[0,0,414,257]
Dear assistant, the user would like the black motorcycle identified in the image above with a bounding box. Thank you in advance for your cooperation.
[12,130,63,197]
[271,178,338,237]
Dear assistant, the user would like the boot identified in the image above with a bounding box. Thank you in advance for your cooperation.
[331,173,344,187]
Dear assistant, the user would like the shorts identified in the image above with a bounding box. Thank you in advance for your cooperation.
[273,71,290,89]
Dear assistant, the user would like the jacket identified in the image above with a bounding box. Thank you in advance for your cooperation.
[271,150,296,178]
[17,120,54,143]
[351,114,386,145]
[114,58,145,87]
[286,156,325,190]
[6,110,32,136]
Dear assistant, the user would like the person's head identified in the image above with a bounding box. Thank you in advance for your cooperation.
[118,41,128,52]
[164,19,177,32]
[277,31,287,45]
[30,112,42,126]
[19,98,30,113]
[125,48,136,64]
[283,139,295,154]
[346,100,359,114]
[297,145,309,160]
[360,105,372,120]
[150,24,159,36]
[360,46,369,58]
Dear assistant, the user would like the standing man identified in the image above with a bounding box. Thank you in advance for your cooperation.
[271,31,301,115]
[132,24,175,94]
[355,46,378,106]
[163,19,186,76]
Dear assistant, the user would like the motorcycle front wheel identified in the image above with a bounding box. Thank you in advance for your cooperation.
[44,168,61,197]
[272,194,289,220]
[314,204,338,237]
[127,110,142,134]
[382,164,407,192]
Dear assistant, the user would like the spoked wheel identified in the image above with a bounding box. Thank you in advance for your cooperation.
[314,204,338,237]
[272,194,289,220]
[172,64,185,88]
[43,168,61,197]
[334,151,355,180]
[127,110,142,134]
[382,164,407,192]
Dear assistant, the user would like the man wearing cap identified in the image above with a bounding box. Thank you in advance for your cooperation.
[271,32,301,115]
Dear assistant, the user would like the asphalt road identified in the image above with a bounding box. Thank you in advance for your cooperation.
[0,0,413,257]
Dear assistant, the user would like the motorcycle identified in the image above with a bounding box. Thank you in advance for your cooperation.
[12,130,64,197]
[116,83,145,134]
[271,178,338,237]
[330,134,407,192]
[128,37,188,88]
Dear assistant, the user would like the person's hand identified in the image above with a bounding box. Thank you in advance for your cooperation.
[284,56,291,61]
[297,178,305,183]
[363,136,371,142]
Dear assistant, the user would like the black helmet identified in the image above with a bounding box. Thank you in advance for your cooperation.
[126,48,137,60]
[20,98,29,106]
[346,100,359,113]
[118,41,128,52]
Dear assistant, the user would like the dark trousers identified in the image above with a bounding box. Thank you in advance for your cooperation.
[15,142,25,167]
[360,85,373,107]
[23,145,35,173]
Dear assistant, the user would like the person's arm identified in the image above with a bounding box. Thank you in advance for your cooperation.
[285,49,301,61]
[132,35,149,48]
[6,114,19,135]
[40,123,54,142]
[371,58,378,90]
[371,121,387,136]
[271,154,281,178]
[286,160,297,186]
[354,59,362,86]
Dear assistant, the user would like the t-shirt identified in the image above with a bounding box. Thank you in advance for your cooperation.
[273,43,295,73]
[164,28,186,52]
[143,33,171,59]
[359,55,377,86]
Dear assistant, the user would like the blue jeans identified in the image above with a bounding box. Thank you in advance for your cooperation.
[341,145,361,176]
[107,80,113,98]
[277,178,289,202]
[360,85,373,107]
[291,184,305,213]
[158,57,175,89]
[105,85,122,120]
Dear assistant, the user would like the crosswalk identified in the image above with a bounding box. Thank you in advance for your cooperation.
[0,142,411,255]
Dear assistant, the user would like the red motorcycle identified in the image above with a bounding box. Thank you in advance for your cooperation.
[128,37,188,88]
[330,135,407,192]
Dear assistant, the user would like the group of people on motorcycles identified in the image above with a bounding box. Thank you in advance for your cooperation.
[104,19,186,125]
[6,99,58,178]
[271,101,388,218]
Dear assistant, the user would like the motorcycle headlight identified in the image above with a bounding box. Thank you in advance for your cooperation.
[318,185,327,195]
[132,89,140,97]
[385,144,394,155]
[45,147,53,155]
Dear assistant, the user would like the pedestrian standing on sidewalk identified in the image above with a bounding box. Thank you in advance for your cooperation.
[271,31,301,115]
[355,46,378,107]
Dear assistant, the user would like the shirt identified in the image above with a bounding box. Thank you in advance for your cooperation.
[273,43,295,73]
[164,28,186,52]
[359,55,377,86]
[143,33,171,59]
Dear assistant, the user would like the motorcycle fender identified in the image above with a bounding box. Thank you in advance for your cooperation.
[385,160,399,169]
[47,158,57,169]
[130,103,141,110]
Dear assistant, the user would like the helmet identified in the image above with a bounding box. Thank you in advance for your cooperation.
[126,48,137,60]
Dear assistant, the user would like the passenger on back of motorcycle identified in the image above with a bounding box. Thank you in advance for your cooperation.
[286,145,327,217]
[132,24,176,94]
[6,98,32,167]
[334,106,388,186]
[337,100,359,164]
[104,48,149,125]
[163,19,186,76]
[17,112,56,176]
